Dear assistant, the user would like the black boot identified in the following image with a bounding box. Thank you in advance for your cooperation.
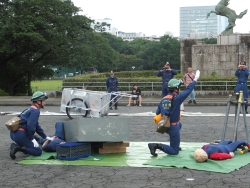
[10,143,25,159]
[245,108,248,114]
[115,104,118,110]
[148,143,163,156]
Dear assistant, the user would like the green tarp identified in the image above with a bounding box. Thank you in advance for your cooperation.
[17,142,250,173]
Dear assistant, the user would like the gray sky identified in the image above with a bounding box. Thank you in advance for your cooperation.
[72,0,250,37]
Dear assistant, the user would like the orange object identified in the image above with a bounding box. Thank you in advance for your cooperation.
[154,114,162,124]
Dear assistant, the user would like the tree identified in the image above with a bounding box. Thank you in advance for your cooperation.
[199,38,217,44]
[69,32,119,73]
[0,0,93,95]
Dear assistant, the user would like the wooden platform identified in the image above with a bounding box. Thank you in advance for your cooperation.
[91,142,130,154]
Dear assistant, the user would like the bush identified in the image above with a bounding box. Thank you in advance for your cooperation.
[62,71,238,91]
[0,88,9,96]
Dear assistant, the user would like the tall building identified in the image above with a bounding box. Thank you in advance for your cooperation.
[180,6,228,39]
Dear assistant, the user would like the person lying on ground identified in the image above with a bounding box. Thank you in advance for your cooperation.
[194,139,250,162]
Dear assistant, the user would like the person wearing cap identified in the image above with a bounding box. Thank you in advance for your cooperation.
[235,61,250,113]
[194,140,250,163]
[148,70,200,156]
[156,62,178,97]
[9,91,53,159]
[106,71,119,110]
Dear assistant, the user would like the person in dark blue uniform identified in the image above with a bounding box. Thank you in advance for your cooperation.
[235,61,250,113]
[148,70,200,156]
[106,71,118,110]
[10,91,53,159]
[34,121,65,152]
[156,62,177,97]
[194,140,250,162]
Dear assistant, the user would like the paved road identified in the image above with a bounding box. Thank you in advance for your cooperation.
[0,96,230,106]
[1,105,250,188]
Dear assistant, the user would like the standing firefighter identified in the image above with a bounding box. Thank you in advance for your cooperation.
[156,62,177,97]
[106,71,119,110]
[235,61,250,113]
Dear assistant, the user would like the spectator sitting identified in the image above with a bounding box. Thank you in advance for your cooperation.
[127,84,142,106]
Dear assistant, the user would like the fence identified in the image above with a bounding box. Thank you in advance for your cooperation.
[31,81,239,92]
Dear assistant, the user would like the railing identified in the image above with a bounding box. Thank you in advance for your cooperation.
[61,81,237,91]
[31,81,238,92]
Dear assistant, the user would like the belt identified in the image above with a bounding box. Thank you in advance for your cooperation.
[163,82,168,84]
[18,128,26,131]
[110,86,116,88]
[171,122,179,126]
[238,83,247,84]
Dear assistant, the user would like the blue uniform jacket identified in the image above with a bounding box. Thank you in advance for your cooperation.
[106,76,118,92]
[156,81,196,123]
[202,144,230,158]
[156,69,177,83]
[235,68,250,83]
[42,139,65,152]
[19,107,47,140]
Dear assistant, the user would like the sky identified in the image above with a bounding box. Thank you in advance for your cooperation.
[72,0,250,37]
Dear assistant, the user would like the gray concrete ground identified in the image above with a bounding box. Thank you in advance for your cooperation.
[1,99,250,187]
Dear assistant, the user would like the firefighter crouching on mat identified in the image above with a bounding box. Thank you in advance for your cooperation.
[9,91,53,159]
[148,70,200,156]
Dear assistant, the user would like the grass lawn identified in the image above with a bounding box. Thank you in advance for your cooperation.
[31,80,63,91]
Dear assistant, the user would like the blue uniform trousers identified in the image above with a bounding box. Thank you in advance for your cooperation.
[161,83,169,97]
[161,123,182,155]
[203,140,248,156]
[38,122,65,152]
[10,130,42,156]
[108,88,118,107]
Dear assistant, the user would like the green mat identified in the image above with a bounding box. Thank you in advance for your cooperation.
[22,151,108,161]
[17,142,250,173]
[144,147,250,173]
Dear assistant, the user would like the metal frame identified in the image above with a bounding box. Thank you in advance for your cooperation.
[62,88,132,119]
[221,91,249,143]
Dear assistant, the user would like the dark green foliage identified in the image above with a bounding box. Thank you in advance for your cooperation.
[0,88,9,96]
[62,71,237,91]
[199,38,217,44]
[0,0,93,95]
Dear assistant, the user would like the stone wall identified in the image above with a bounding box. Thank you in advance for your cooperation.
[180,39,197,74]
[181,34,250,76]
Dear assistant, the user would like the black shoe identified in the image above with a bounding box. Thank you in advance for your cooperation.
[34,135,41,142]
[193,100,197,104]
[10,143,20,160]
[110,107,113,110]
[179,147,182,151]
[148,143,162,157]
[246,110,248,114]
[188,100,192,104]
[115,107,118,110]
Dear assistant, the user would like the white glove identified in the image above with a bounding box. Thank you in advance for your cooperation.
[194,70,200,81]
[46,136,54,141]
[32,139,39,148]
